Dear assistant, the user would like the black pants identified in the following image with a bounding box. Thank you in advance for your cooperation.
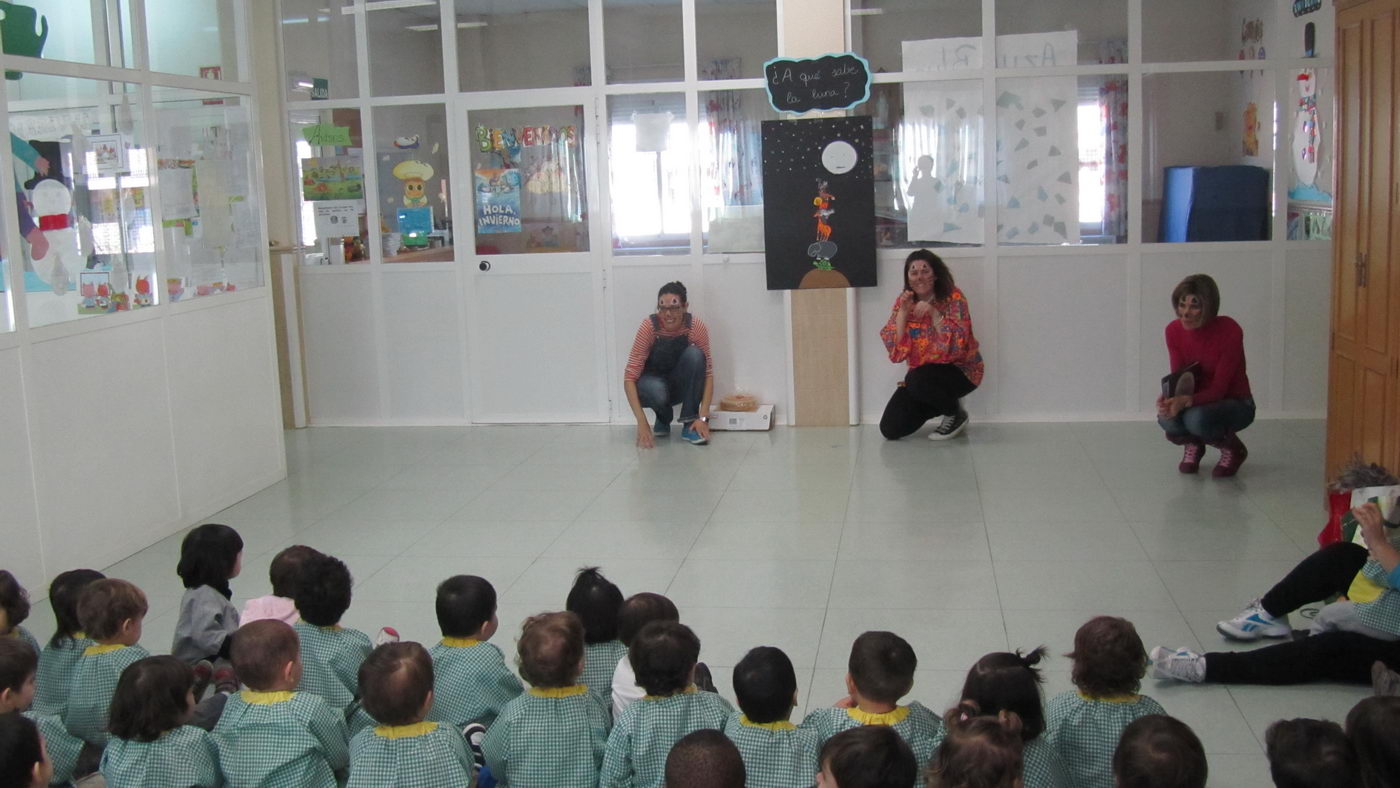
[1206,631,1400,685]
[1259,541,1369,618]
[880,363,976,440]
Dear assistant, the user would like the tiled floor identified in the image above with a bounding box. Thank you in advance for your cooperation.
[32,418,1361,787]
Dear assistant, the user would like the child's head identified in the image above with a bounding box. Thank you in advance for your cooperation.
[566,567,623,645]
[0,571,31,636]
[435,575,497,640]
[816,725,917,788]
[1346,696,1400,788]
[358,642,434,726]
[959,646,1047,741]
[664,729,746,788]
[617,592,678,647]
[231,619,301,691]
[176,523,244,590]
[268,545,322,599]
[629,621,699,697]
[108,656,194,742]
[77,579,148,644]
[1266,718,1357,788]
[847,631,916,706]
[1112,714,1208,788]
[0,712,51,788]
[1066,616,1147,697]
[733,646,798,724]
[0,639,37,713]
[926,702,1025,788]
[46,569,104,646]
[517,612,584,689]
[294,553,353,627]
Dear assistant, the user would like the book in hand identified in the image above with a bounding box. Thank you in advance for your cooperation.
[1161,362,1201,399]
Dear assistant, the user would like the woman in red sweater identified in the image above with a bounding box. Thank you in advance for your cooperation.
[1157,274,1254,477]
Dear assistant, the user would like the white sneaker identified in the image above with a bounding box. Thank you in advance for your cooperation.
[1150,646,1206,683]
[928,410,968,441]
[1216,599,1290,641]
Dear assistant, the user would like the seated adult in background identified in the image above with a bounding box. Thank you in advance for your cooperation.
[879,250,983,441]
[1157,274,1254,477]
[624,281,713,449]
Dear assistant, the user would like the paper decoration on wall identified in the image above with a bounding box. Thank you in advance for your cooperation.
[392,135,420,149]
[474,168,522,234]
[761,117,875,290]
[31,179,78,295]
[301,156,364,201]
[158,164,197,219]
[302,124,351,147]
[313,200,361,239]
[391,160,433,208]
[0,2,47,80]
[1242,102,1260,156]
[398,206,433,247]
[763,53,871,114]
[1289,69,1332,203]
[901,76,983,244]
[1293,0,1321,15]
[87,133,124,176]
[633,112,672,152]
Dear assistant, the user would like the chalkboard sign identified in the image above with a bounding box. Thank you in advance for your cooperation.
[763,53,871,114]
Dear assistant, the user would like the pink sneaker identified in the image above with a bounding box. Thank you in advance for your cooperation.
[375,627,401,646]
[1178,440,1204,474]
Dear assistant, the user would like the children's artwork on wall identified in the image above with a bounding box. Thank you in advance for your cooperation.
[87,133,124,176]
[474,168,522,234]
[0,2,47,80]
[300,156,363,201]
[391,159,433,208]
[1289,69,1333,203]
[761,117,875,291]
[994,83,1078,241]
[31,179,80,295]
[397,205,433,247]
[1242,102,1260,156]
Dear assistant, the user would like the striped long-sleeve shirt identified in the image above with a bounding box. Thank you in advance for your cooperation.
[623,315,714,381]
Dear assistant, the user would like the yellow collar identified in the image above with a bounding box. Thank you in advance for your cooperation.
[374,721,438,739]
[644,685,698,701]
[74,631,87,640]
[847,706,910,725]
[441,637,481,648]
[83,643,128,656]
[241,690,296,705]
[529,685,589,698]
[1077,692,1141,704]
[739,715,795,730]
[318,624,343,632]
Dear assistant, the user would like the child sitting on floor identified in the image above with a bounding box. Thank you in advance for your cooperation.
[1265,718,1357,788]
[958,647,1067,788]
[567,567,626,709]
[0,571,40,656]
[816,725,917,788]
[100,656,222,787]
[347,642,472,788]
[1346,696,1400,788]
[428,575,523,730]
[64,579,151,746]
[172,524,244,667]
[241,545,322,626]
[0,637,84,785]
[31,569,103,717]
[611,592,680,717]
[1112,714,1207,788]
[0,713,54,788]
[926,703,1025,788]
[292,553,372,713]
[723,645,820,787]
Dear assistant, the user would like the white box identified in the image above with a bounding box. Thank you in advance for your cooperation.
[708,403,774,431]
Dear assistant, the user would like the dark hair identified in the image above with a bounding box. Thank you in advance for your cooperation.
[629,621,699,697]
[0,638,37,694]
[819,725,917,788]
[927,702,1025,788]
[231,619,300,690]
[566,567,623,645]
[1266,718,1357,788]
[1170,274,1220,322]
[294,554,353,627]
[1112,714,1208,788]
[435,575,496,639]
[903,249,955,303]
[849,631,916,705]
[0,572,31,634]
[617,593,678,647]
[733,646,797,724]
[77,579,148,641]
[959,647,1048,740]
[359,642,434,726]
[269,546,322,599]
[517,612,584,689]
[108,656,193,742]
[657,281,688,304]
[664,729,746,788]
[176,524,244,590]
[1066,616,1147,697]
[46,570,104,648]
[1347,696,1400,788]
[0,712,43,788]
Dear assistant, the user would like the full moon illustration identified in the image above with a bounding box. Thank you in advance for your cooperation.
[821,140,857,174]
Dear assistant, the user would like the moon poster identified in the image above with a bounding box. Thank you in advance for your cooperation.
[761,117,875,291]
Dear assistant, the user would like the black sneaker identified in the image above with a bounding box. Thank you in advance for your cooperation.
[462,722,488,769]
[929,409,968,440]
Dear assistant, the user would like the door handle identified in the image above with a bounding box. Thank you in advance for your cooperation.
[1357,252,1368,288]
[479,261,491,272]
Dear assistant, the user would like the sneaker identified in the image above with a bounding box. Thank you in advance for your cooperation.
[1212,434,1248,478]
[1216,599,1290,641]
[681,424,708,445]
[1150,646,1206,683]
[653,416,672,437]
[1178,441,1204,474]
[213,666,239,695]
[375,626,400,646]
[192,659,214,701]
[929,409,968,440]
[462,722,488,769]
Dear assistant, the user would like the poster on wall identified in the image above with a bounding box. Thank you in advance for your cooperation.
[300,156,364,201]
[761,117,875,291]
[474,168,522,234]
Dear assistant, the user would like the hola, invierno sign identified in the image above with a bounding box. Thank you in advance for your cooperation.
[763,53,872,114]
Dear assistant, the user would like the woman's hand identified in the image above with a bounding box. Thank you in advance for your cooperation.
[1155,394,1170,417]
[635,422,655,449]
[911,300,935,320]
[1163,395,1192,419]
[897,289,914,313]
[1358,503,1387,551]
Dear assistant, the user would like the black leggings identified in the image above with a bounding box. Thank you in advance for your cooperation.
[879,363,976,440]
[1259,541,1369,619]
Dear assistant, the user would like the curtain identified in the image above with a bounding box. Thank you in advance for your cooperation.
[1098,39,1128,241]
[701,58,761,208]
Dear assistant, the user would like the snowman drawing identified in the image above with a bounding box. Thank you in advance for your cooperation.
[31,179,81,296]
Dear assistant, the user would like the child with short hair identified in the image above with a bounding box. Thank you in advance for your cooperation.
[31,569,103,717]
[1112,714,1207,788]
[801,631,942,772]
[293,553,372,712]
[665,729,747,788]
[0,712,53,788]
[212,619,349,787]
[816,725,916,788]
[959,647,1068,787]
[241,545,322,626]
[172,523,244,666]
[1265,718,1357,788]
[428,575,523,729]
[600,621,734,788]
[567,567,626,709]
[0,571,40,656]
[1045,616,1166,788]
[926,703,1025,788]
[64,578,151,746]
[100,655,222,787]
[483,611,612,787]
[723,645,820,787]
[347,642,473,788]
[0,638,84,785]
[612,592,680,717]
[1346,696,1400,788]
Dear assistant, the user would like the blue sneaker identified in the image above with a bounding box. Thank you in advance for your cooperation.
[681,424,708,445]
[653,419,672,437]
[1216,599,1290,641]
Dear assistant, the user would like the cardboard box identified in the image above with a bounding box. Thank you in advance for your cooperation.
[708,403,774,431]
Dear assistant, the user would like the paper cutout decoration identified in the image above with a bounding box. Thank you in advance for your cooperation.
[301,156,363,201]
[0,2,47,80]
[474,168,521,234]
[392,160,433,208]
[302,124,352,147]
[1243,102,1260,156]
[764,53,871,114]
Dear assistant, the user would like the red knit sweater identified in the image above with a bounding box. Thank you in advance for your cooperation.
[1165,316,1251,405]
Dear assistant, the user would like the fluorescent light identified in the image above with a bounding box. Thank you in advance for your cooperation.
[362,0,435,10]
[850,8,885,15]
[405,23,439,31]
[282,16,310,23]
[457,21,487,29]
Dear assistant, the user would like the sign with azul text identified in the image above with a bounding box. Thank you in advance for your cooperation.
[763,53,871,114]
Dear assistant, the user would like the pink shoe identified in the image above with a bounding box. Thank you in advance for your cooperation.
[375,627,400,646]
[1178,441,1204,474]
[1211,433,1248,478]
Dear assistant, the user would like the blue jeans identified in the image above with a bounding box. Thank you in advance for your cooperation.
[1158,396,1255,442]
[636,344,706,426]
